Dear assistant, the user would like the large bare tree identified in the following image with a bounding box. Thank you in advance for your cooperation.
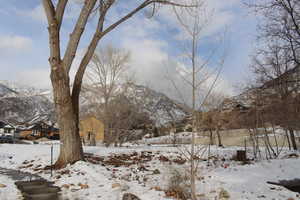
[85,45,131,145]
[247,0,300,150]
[42,0,194,168]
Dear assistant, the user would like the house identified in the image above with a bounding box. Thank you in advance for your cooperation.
[0,121,16,136]
[0,121,6,134]
[18,128,32,139]
[19,121,59,140]
[261,65,300,94]
[79,116,104,146]
[47,126,60,140]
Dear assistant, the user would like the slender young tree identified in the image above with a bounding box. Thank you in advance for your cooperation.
[170,1,227,198]
[42,0,194,168]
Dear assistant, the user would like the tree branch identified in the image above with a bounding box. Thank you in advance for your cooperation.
[55,0,68,30]
[63,0,97,73]
[43,0,56,24]
[71,4,110,109]
[102,0,192,36]
[71,0,194,111]
[43,0,61,69]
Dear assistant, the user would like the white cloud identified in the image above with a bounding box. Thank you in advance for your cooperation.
[101,1,237,105]
[28,4,47,23]
[161,59,234,106]
[15,3,80,24]
[118,35,234,106]
[16,4,47,23]
[0,35,32,52]
[15,68,51,89]
[157,0,239,41]
[3,0,239,100]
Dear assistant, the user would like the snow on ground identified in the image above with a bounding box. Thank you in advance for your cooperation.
[200,158,300,199]
[0,143,299,200]
[0,173,20,200]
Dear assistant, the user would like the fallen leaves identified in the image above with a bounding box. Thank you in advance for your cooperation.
[85,151,188,168]
[112,183,121,188]
[62,184,70,189]
[78,183,89,189]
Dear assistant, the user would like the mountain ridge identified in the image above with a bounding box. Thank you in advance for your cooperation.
[0,81,189,127]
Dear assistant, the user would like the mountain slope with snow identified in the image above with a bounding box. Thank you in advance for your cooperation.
[0,83,18,98]
[125,84,190,126]
[1,81,189,126]
[81,84,190,127]
[0,81,54,124]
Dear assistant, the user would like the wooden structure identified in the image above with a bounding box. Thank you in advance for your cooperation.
[236,150,247,161]
[79,116,104,146]
[19,122,59,140]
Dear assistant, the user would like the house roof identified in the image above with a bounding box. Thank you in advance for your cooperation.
[0,121,6,128]
[0,120,15,129]
[4,124,14,129]
[17,121,58,131]
[261,65,300,89]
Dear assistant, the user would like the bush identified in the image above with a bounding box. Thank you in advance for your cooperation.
[166,168,191,200]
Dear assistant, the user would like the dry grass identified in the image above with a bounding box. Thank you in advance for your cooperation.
[165,168,191,200]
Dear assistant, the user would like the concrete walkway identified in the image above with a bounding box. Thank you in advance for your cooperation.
[0,167,45,182]
[0,167,62,200]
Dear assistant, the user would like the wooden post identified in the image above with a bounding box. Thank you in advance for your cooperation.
[236,150,246,161]
[51,144,53,177]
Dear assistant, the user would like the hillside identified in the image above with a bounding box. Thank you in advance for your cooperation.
[0,81,189,127]
[0,82,54,124]
[125,84,190,126]
[80,83,190,127]
[0,83,18,98]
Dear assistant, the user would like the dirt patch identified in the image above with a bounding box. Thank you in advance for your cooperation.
[85,151,188,167]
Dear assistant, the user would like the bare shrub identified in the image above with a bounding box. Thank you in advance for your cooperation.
[166,167,191,200]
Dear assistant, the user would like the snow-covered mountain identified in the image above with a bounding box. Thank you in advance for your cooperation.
[0,81,54,124]
[0,83,18,98]
[0,80,52,99]
[1,81,189,126]
[125,84,190,126]
[81,84,190,127]
[222,88,256,111]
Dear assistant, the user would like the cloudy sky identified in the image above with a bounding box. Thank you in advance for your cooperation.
[0,0,258,103]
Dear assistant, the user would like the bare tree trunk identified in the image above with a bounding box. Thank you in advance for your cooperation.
[263,126,276,158]
[254,128,262,159]
[216,127,222,147]
[190,26,197,200]
[289,129,298,150]
[271,124,279,156]
[248,129,257,159]
[51,68,84,168]
[190,117,196,200]
[285,129,292,150]
[209,129,214,145]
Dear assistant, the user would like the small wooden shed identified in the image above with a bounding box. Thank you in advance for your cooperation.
[79,116,104,146]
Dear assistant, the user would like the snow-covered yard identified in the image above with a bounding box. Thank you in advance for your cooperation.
[0,143,299,200]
